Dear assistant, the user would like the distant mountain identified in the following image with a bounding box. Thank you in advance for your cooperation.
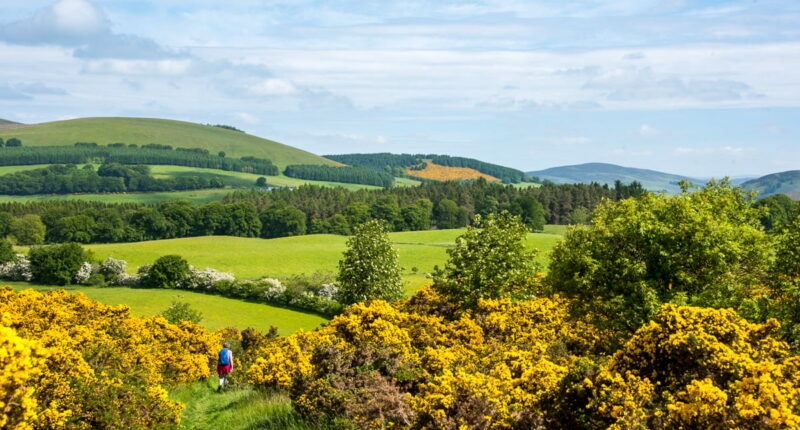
[741,170,800,199]
[527,163,702,194]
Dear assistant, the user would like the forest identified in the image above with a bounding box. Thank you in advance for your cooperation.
[283,164,395,187]
[324,152,534,183]
[0,163,223,195]
[0,143,279,175]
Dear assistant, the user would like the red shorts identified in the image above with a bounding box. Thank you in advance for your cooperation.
[217,364,232,375]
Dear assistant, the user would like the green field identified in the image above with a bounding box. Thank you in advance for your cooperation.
[83,229,563,291]
[0,164,420,204]
[5,281,326,335]
[0,117,336,169]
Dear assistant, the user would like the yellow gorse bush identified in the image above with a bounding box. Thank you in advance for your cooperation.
[0,287,220,429]
[249,286,800,429]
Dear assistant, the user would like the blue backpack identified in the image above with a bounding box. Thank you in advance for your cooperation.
[218,349,230,365]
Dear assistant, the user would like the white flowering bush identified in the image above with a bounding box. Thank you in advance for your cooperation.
[73,262,94,284]
[116,272,142,287]
[100,257,127,278]
[180,267,236,290]
[0,254,33,281]
[260,278,286,300]
[317,282,340,300]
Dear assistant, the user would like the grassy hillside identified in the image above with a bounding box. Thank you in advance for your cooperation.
[0,118,20,125]
[527,162,701,194]
[81,229,563,292]
[0,117,337,169]
[741,170,800,199]
[6,282,326,334]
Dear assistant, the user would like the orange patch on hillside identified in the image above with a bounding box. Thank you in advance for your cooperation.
[406,161,500,182]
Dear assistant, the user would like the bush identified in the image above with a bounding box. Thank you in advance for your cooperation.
[433,211,541,309]
[548,179,772,332]
[0,238,15,264]
[28,243,93,285]
[160,301,204,324]
[144,255,190,288]
[337,220,402,305]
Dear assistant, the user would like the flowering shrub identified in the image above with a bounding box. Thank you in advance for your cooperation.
[99,257,126,280]
[0,287,221,429]
[72,262,94,284]
[0,254,33,281]
[248,286,800,429]
[178,266,236,291]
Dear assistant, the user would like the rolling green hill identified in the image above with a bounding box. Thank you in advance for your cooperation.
[0,118,20,125]
[527,162,701,194]
[741,170,800,199]
[0,117,336,169]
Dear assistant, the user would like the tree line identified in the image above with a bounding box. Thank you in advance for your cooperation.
[0,143,279,175]
[283,164,395,187]
[324,152,535,183]
[0,163,223,195]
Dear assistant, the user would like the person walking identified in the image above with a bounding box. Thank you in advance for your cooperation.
[217,342,233,391]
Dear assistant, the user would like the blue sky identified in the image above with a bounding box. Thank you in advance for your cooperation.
[1,0,798,177]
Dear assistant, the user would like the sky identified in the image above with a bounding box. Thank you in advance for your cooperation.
[1,0,798,178]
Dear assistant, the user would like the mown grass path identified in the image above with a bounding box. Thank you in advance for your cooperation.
[171,379,316,430]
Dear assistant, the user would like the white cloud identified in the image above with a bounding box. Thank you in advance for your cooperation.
[234,112,259,124]
[83,59,194,75]
[0,0,107,45]
[674,146,747,156]
[637,124,662,137]
[249,78,296,96]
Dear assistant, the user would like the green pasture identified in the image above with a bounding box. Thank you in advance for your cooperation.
[5,281,326,335]
[84,228,563,292]
[0,117,336,169]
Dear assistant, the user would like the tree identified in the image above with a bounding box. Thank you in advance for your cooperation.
[337,220,403,305]
[255,177,267,187]
[370,195,401,230]
[10,214,46,245]
[755,194,795,231]
[49,215,96,243]
[0,238,15,264]
[260,203,306,238]
[514,196,546,231]
[144,255,189,288]
[344,202,371,226]
[223,202,262,237]
[566,206,591,225]
[548,179,772,332]
[29,243,92,285]
[218,151,226,158]
[434,199,467,229]
[327,214,351,235]
[160,301,203,324]
[5,138,21,147]
[432,212,541,309]
[0,212,13,237]
[401,199,433,231]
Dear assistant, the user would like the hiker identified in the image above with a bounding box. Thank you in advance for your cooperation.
[217,342,233,391]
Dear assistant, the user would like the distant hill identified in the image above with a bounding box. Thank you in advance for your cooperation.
[0,117,336,169]
[0,118,20,126]
[527,162,702,194]
[325,153,532,183]
[741,170,800,199]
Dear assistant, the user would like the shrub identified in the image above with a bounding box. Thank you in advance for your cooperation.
[433,211,541,309]
[0,238,15,264]
[28,243,93,285]
[548,179,772,332]
[144,255,190,288]
[337,220,402,305]
[161,301,204,324]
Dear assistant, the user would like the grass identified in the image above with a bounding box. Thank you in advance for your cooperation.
[0,164,419,204]
[171,379,319,430]
[0,117,337,169]
[5,281,327,335]
[83,228,564,292]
